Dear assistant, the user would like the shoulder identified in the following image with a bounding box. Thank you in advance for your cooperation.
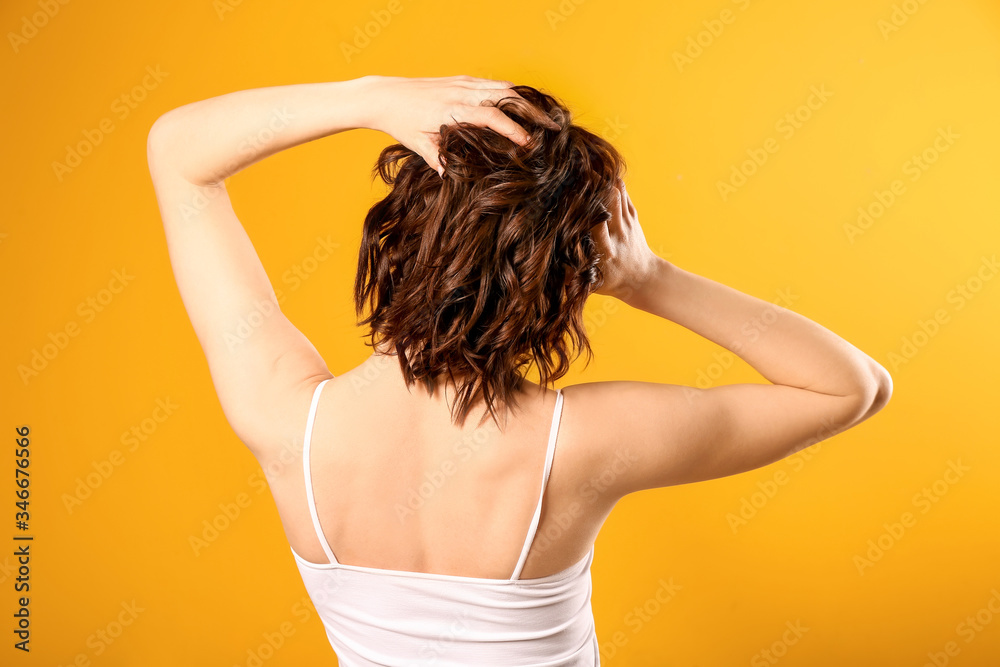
[240,373,336,469]
[544,382,628,508]
[553,380,694,503]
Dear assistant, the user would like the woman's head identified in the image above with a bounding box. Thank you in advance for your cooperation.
[354,83,627,428]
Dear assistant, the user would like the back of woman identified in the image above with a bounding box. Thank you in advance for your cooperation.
[289,353,601,581]
[147,73,892,665]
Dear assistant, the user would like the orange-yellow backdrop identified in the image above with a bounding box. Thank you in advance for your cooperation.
[3,0,999,665]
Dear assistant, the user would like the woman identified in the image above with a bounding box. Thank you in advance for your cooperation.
[147,74,892,665]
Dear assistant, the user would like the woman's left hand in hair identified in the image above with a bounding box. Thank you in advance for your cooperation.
[361,74,531,178]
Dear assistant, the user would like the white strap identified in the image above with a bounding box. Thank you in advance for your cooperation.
[302,379,337,564]
[511,389,564,581]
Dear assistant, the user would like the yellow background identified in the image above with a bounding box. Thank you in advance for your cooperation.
[3,0,999,664]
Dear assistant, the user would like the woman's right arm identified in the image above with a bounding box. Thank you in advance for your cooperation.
[565,182,892,498]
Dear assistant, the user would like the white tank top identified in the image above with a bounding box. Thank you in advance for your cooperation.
[289,379,600,665]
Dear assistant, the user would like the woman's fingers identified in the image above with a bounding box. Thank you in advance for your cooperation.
[591,219,613,251]
[456,77,559,137]
[612,181,627,232]
[473,84,561,131]
[424,75,559,167]
[447,104,528,145]
[474,86,526,105]
[479,106,530,144]
[456,75,516,88]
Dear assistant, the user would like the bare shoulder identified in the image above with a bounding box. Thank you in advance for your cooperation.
[239,371,335,469]
[547,382,654,512]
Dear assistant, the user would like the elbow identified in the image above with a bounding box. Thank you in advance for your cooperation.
[870,363,893,413]
[865,357,893,411]
[146,110,181,174]
[146,113,169,168]
[850,360,893,423]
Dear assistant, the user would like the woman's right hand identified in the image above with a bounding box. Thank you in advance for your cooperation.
[590,180,661,301]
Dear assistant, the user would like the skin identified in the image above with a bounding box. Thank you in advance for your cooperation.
[147,75,892,580]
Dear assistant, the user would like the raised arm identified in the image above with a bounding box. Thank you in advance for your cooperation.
[146,75,531,458]
[145,78,382,455]
[565,181,892,498]
[147,79,378,186]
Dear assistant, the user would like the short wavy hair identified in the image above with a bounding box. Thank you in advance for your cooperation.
[354,83,627,428]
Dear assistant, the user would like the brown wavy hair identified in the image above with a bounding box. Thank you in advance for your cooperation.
[354,84,627,429]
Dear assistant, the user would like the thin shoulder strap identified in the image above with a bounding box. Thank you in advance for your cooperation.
[302,378,338,564]
[510,389,564,581]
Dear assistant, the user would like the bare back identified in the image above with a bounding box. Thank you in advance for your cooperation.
[261,352,617,580]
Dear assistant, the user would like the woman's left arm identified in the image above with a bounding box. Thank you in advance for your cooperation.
[146,74,528,457]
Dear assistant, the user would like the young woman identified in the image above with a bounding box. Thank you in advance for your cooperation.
[147,74,892,665]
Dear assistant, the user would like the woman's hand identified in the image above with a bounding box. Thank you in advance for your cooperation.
[362,74,535,177]
[591,180,661,301]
